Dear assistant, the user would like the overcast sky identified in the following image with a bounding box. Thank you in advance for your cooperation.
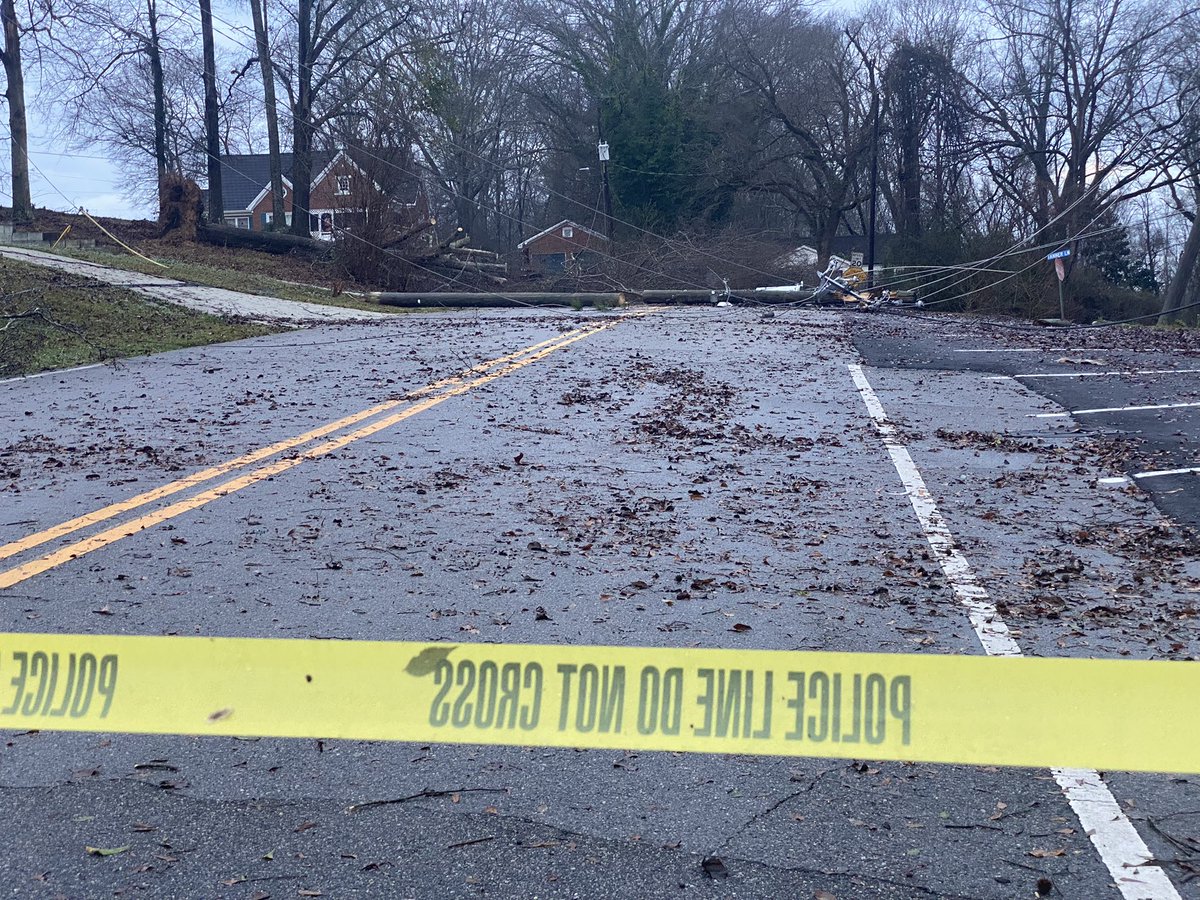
[10,1,257,222]
[19,103,148,220]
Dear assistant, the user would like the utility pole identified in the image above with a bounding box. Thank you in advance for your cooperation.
[845,26,880,293]
[866,75,879,292]
[598,140,613,241]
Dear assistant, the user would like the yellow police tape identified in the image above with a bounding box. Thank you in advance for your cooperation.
[1,632,1196,773]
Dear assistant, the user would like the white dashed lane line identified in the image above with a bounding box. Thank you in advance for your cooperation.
[986,368,1200,380]
[1032,401,1200,418]
[848,362,1183,900]
[1133,466,1200,480]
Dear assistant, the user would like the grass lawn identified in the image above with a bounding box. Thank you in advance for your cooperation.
[1,257,278,378]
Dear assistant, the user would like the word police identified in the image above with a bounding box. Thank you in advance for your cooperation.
[2,650,119,719]
[428,659,912,745]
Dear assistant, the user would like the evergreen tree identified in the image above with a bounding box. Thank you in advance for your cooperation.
[1088,209,1160,293]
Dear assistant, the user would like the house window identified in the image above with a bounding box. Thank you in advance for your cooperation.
[262,212,272,227]
[562,226,574,238]
[336,175,351,196]
[227,216,251,230]
[284,212,293,226]
[309,211,334,237]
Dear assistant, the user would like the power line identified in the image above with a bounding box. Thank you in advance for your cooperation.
[71,0,1168,301]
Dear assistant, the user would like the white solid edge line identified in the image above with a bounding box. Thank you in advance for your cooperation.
[1133,467,1200,480]
[847,362,1181,900]
[1032,401,1200,418]
[987,368,1200,380]
[0,363,105,386]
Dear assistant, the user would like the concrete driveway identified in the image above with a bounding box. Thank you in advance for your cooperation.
[0,245,392,325]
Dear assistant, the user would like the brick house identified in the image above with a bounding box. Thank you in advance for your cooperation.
[216,148,428,241]
[517,220,609,273]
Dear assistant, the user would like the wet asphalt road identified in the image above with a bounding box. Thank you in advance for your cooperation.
[1,307,1198,899]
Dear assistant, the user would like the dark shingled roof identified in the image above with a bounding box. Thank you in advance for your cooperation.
[216,150,336,212]
[216,148,421,212]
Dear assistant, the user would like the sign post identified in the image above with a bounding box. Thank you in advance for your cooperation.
[1047,248,1071,320]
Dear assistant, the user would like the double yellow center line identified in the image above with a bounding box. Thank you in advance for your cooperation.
[0,318,634,590]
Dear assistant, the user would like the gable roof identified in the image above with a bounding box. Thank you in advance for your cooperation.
[216,148,424,212]
[217,150,336,212]
[517,219,609,250]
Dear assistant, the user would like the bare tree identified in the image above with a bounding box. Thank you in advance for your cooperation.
[47,0,191,208]
[46,0,260,212]
[969,0,1196,278]
[276,0,399,238]
[198,0,221,222]
[725,5,877,264]
[247,0,283,228]
[1158,14,1200,323]
[0,0,42,224]
[1159,201,1199,323]
[370,0,536,246]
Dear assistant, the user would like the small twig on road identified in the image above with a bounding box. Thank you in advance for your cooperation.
[1002,858,1069,876]
[986,801,1041,823]
[347,786,509,813]
[446,836,496,850]
[1147,817,1200,858]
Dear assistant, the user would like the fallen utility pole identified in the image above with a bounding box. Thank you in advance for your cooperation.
[638,289,743,304]
[372,288,753,308]
[374,292,632,308]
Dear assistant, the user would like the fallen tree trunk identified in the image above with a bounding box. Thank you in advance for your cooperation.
[198,223,327,255]
[435,258,509,274]
[415,259,509,286]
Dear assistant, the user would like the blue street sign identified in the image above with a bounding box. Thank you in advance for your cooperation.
[1046,248,1071,260]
